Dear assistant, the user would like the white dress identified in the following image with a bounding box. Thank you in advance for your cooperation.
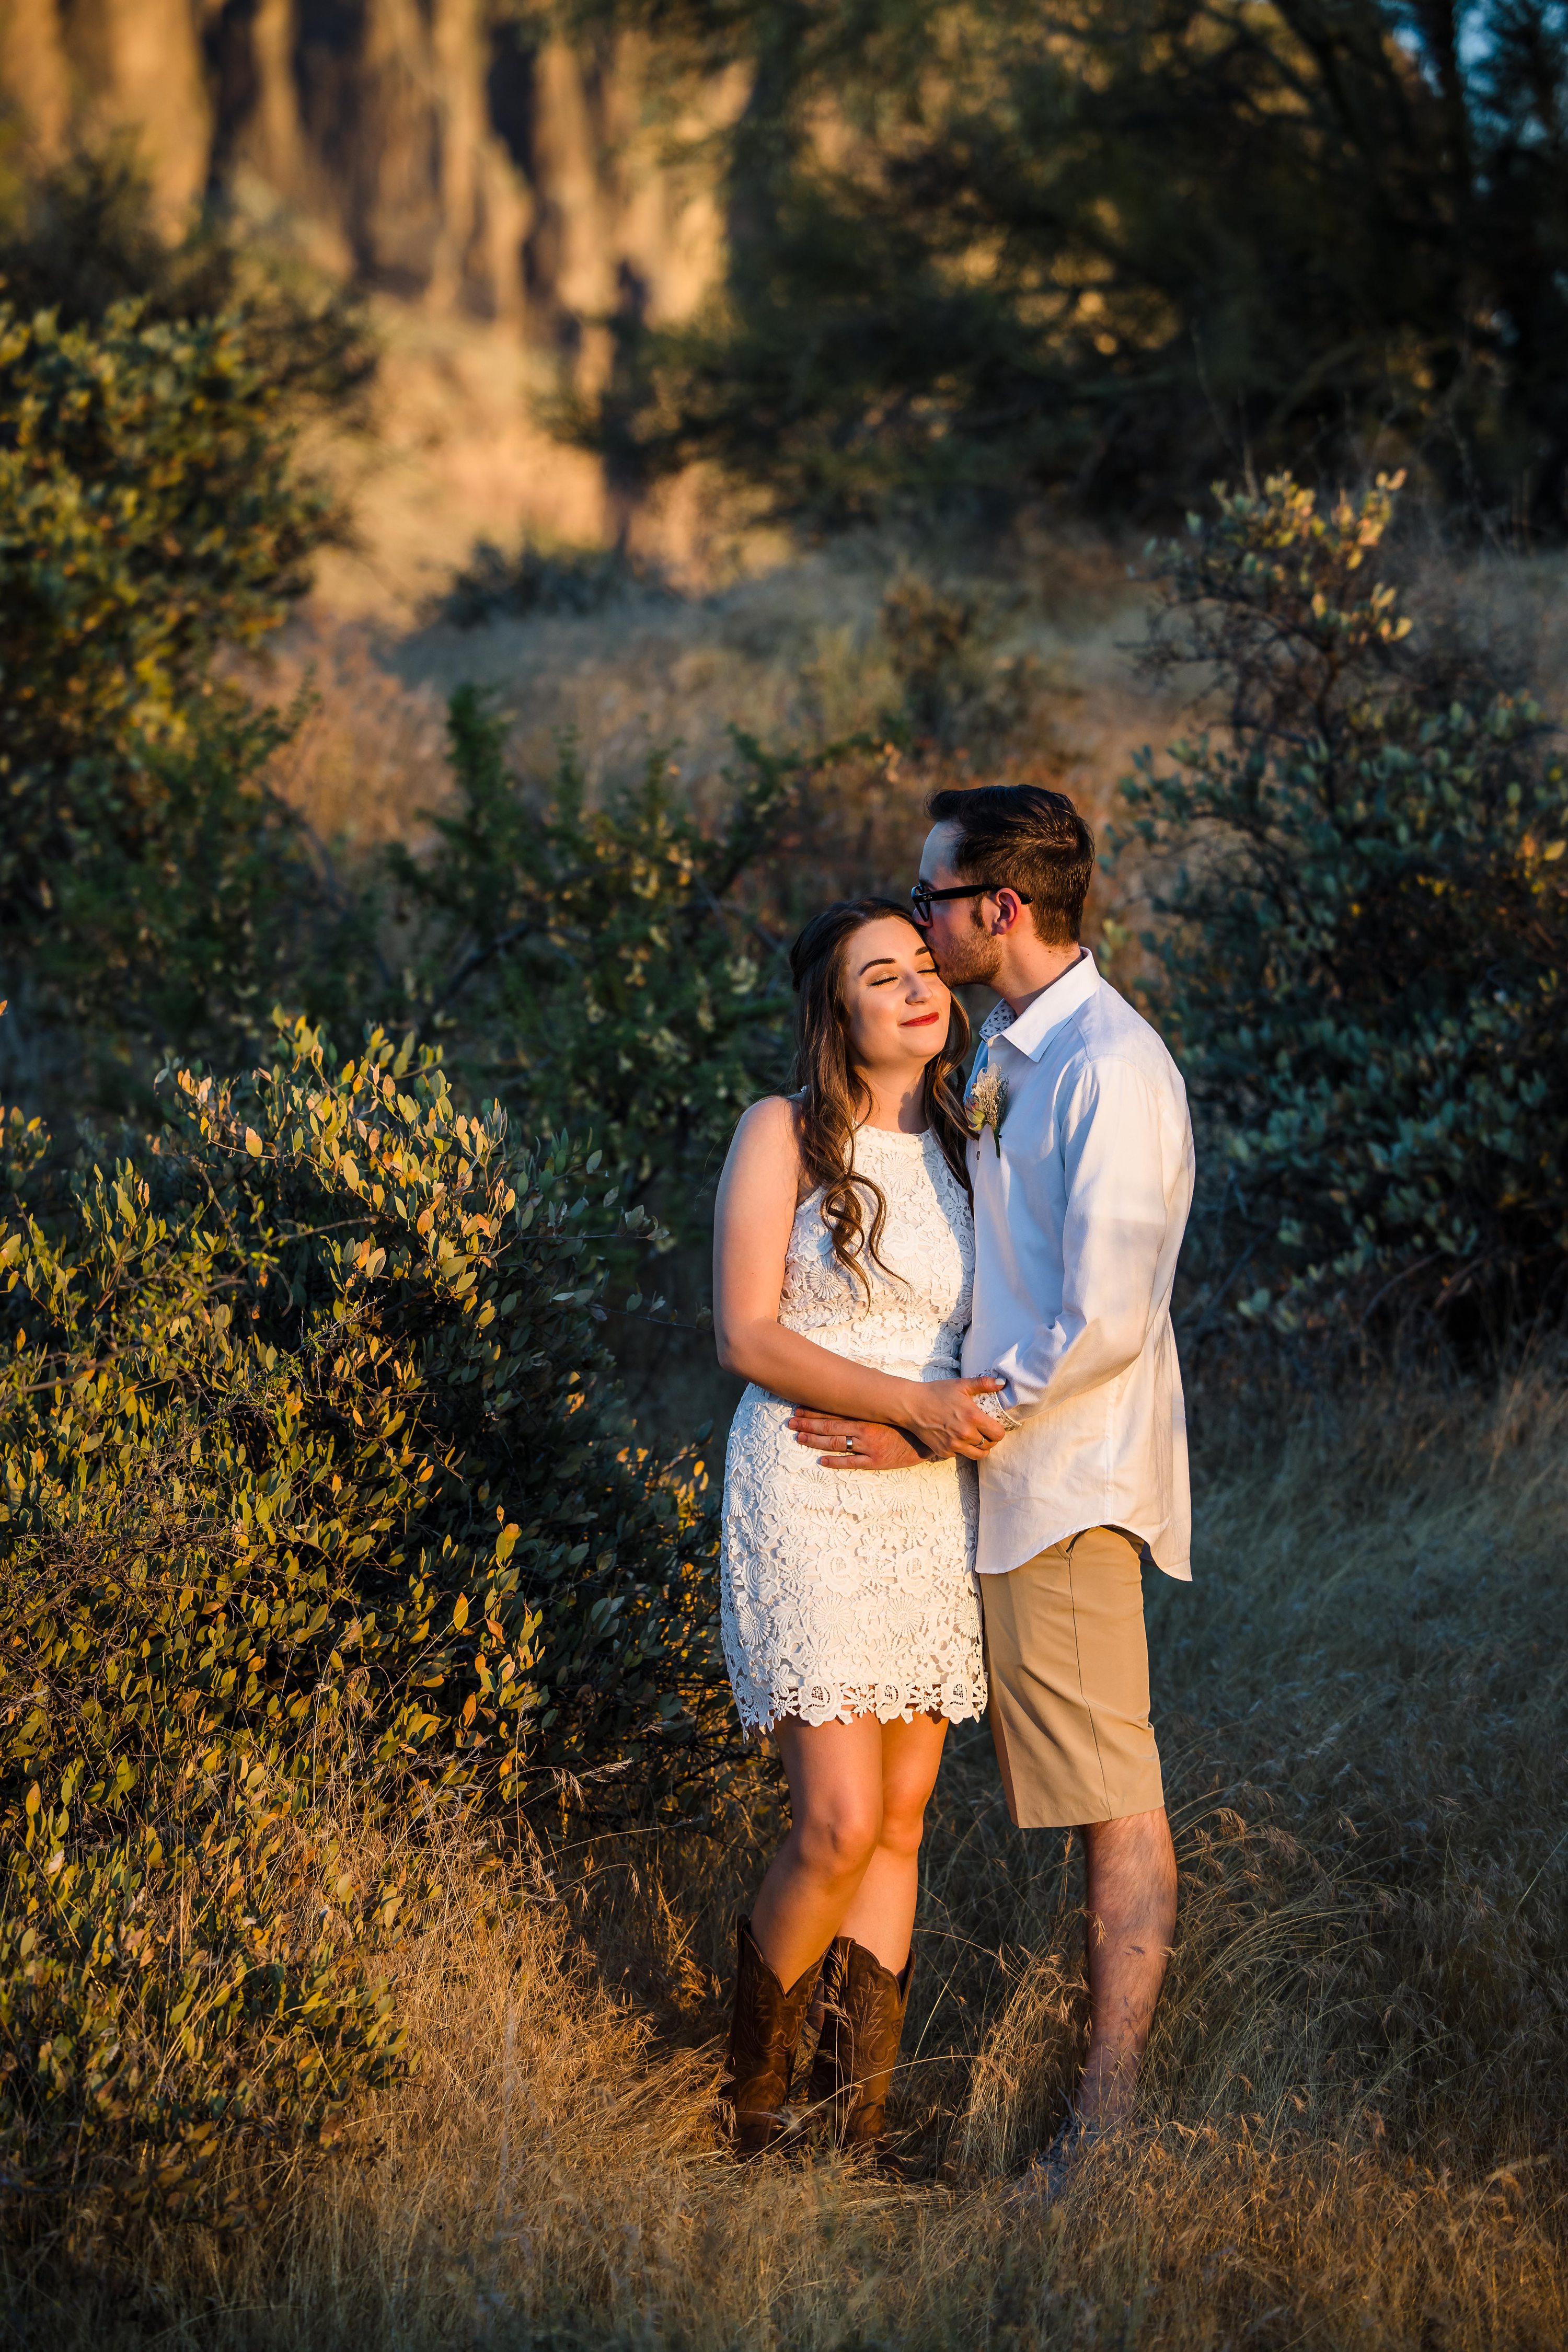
[720,1123,986,1733]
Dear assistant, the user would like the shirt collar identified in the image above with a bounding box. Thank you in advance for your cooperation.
[978,948,1099,1062]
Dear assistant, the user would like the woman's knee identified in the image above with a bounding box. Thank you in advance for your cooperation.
[877,1794,929,1862]
[793,1795,883,1882]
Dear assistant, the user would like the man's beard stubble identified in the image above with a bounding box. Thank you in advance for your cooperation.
[929,908,1003,989]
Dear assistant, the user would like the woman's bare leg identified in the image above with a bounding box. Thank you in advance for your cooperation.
[834,1713,949,1970]
[749,1715,887,1987]
[750,1713,950,1986]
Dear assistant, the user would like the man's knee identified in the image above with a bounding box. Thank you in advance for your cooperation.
[1083,1805,1175,1865]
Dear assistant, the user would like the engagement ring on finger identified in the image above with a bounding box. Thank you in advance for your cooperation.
[844,1435,855,1453]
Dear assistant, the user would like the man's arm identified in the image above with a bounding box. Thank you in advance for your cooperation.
[992,1057,1170,1418]
[713,1097,1005,1452]
[786,1409,927,1470]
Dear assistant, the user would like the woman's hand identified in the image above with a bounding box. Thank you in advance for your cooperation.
[896,1375,1009,1461]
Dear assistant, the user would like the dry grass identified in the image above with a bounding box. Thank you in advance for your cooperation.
[251,524,1171,872]
[8,1366,1566,2348]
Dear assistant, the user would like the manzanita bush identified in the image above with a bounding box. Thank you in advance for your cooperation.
[0,1017,725,2210]
[1117,472,1568,1331]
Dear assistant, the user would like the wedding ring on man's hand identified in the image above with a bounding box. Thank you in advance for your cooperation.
[844,1434,856,1454]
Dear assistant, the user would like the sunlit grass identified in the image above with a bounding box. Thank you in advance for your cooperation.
[8,1366,1565,2347]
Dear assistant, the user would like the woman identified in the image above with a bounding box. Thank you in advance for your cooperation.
[712,897,1005,2159]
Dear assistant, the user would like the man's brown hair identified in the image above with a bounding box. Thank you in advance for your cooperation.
[926,783,1095,946]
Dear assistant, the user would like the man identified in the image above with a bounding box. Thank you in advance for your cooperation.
[789,783,1194,2174]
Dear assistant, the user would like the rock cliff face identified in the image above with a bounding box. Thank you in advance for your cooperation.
[0,0,724,372]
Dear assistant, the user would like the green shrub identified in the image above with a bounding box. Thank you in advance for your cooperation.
[1119,473,1568,1331]
[0,294,332,817]
[19,693,383,1095]
[0,280,366,1103]
[0,1018,723,2207]
[0,141,371,395]
[394,688,867,1244]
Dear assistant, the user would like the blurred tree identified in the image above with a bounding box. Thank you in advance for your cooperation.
[569,0,1568,529]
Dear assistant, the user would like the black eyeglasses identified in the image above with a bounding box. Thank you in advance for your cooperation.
[909,880,1033,923]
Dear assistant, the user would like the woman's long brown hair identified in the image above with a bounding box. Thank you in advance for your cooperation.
[787,898,972,1294]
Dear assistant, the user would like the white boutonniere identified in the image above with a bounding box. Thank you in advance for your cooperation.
[966,1063,1009,1157]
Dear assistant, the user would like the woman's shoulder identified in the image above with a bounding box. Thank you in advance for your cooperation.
[726,1093,820,1214]
[725,1093,808,1181]
[731,1092,803,1152]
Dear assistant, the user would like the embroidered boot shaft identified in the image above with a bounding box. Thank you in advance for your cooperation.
[722,1916,823,2156]
[806,1934,913,2151]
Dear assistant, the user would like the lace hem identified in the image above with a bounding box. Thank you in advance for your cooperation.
[729,1674,986,1735]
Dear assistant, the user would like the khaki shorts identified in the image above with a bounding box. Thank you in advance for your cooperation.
[981,1526,1164,1829]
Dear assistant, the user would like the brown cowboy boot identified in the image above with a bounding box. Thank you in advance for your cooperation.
[805,1935,852,2120]
[721,1917,823,2156]
[806,1934,913,2153]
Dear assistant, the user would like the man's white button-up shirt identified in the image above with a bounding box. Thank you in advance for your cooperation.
[961,951,1195,1581]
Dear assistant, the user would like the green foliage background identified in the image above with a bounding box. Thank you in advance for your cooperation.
[1118,475,1568,1331]
[0,153,374,1103]
[393,689,885,1236]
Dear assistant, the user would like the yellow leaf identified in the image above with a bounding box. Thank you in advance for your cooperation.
[1544,840,1566,862]
[452,1593,469,1631]
[245,1128,263,1158]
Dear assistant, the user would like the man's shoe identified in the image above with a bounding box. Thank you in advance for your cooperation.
[1014,2111,1102,2204]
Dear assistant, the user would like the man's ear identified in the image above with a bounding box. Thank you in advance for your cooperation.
[990,887,1027,934]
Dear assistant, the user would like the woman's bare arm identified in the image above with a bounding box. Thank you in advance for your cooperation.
[712,1098,1002,1460]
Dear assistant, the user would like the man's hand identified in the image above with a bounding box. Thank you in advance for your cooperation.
[786,1410,932,1470]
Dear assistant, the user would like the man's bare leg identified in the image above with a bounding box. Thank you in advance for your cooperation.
[1076,1805,1178,2128]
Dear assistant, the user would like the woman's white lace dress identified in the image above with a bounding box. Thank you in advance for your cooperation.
[720,1124,986,1732]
